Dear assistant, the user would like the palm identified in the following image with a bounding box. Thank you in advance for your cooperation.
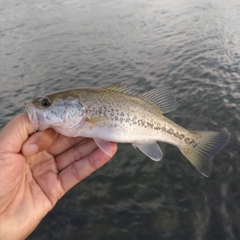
[3,150,56,229]
[0,114,117,239]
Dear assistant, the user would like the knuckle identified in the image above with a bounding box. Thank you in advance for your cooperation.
[88,155,99,171]
[72,145,83,161]
[71,162,84,181]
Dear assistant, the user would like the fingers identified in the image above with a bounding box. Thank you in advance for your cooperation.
[22,129,58,157]
[55,139,98,171]
[0,114,36,153]
[47,135,88,156]
[22,128,89,157]
[58,142,117,193]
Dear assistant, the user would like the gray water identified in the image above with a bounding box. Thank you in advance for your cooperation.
[0,0,239,239]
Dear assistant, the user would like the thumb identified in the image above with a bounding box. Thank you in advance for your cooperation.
[22,128,58,157]
[0,114,36,153]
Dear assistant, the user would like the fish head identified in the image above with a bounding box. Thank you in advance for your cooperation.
[25,94,86,136]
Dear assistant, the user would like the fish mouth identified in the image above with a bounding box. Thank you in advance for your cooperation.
[25,101,40,130]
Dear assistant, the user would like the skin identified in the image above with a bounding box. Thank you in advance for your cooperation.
[0,114,117,240]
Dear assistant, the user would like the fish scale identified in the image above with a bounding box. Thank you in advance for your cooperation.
[25,85,230,177]
[80,93,193,147]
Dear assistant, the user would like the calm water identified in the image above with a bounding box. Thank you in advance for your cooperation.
[1,0,240,239]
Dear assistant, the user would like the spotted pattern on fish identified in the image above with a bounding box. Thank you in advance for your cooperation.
[25,85,230,177]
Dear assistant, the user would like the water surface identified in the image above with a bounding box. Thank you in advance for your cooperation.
[0,0,239,239]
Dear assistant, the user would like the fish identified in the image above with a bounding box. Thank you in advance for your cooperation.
[25,85,230,177]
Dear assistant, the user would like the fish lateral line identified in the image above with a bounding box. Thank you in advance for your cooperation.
[25,85,231,177]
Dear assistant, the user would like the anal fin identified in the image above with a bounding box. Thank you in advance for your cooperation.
[132,142,163,161]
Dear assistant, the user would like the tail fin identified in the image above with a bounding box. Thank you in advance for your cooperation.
[180,131,230,177]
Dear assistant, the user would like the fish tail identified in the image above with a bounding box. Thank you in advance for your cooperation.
[180,131,230,177]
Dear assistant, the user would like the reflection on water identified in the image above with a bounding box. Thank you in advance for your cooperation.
[0,0,239,239]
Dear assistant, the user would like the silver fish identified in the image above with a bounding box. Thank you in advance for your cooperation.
[25,85,230,177]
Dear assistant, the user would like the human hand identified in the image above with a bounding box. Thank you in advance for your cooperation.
[0,114,117,240]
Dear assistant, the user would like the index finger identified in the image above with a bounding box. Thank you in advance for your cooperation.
[47,135,89,156]
[58,142,117,193]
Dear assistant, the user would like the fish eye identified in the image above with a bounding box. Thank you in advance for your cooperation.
[40,98,51,107]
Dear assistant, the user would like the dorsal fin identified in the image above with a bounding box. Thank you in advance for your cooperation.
[101,85,137,95]
[101,85,178,114]
[139,88,178,114]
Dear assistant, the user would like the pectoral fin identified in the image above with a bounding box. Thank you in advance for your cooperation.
[94,138,113,156]
[86,116,111,127]
[132,142,163,161]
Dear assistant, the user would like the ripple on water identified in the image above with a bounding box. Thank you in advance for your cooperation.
[0,0,239,239]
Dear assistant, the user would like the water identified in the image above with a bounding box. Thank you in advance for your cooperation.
[0,0,239,239]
